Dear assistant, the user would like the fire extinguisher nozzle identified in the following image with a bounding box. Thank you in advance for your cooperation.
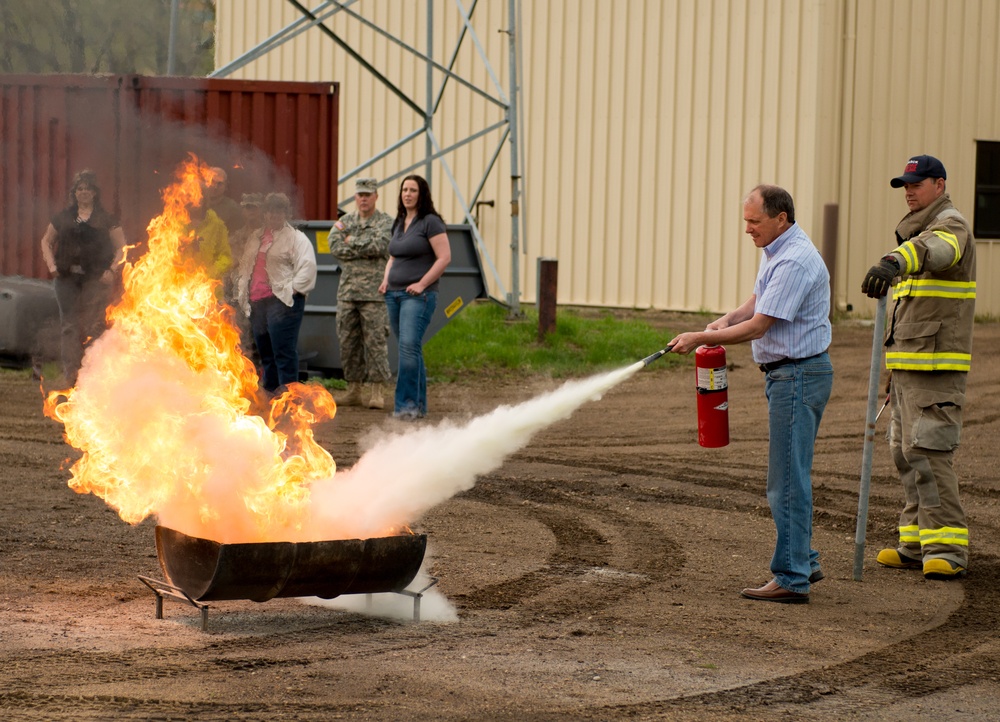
[642,343,675,366]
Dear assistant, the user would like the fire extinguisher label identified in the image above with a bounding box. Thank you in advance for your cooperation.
[697,366,728,391]
[714,401,729,411]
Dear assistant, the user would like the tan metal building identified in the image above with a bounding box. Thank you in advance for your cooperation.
[215,0,1000,316]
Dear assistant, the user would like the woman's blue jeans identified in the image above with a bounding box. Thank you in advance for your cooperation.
[763,353,833,593]
[384,289,437,416]
[250,294,306,392]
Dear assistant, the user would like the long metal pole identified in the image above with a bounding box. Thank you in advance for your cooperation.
[515,0,527,261]
[506,0,522,315]
[425,0,434,186]
[853,295,888,581]
[167,0,180,74]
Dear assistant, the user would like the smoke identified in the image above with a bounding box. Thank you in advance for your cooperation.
[301,565,459,622]
[70,329,644,545]
[297,362,644,541]
[295,364,645,622]
[37,148,657,622]
[27,94,300,369]
[61,295,646,545]
[45,151,650,548]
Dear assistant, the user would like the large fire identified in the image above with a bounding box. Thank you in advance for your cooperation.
[43,157,345,543]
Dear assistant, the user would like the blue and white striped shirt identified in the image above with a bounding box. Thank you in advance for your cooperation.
[751,222,831,364]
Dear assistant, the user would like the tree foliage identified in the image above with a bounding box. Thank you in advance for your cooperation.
[0,0,216,76]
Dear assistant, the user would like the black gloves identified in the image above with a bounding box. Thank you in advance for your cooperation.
[861,256,900,298]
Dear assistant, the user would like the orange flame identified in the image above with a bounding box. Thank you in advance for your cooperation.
[43,156,339,543]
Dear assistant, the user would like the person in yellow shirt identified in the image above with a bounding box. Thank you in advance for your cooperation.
[187,202,232,284]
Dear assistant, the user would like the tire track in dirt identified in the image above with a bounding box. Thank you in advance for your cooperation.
[0,691,373,722]
[493,454,1000,720]
[452,478,680,620]
[0,633,441,700]
[510,452,879,530]
[593,556,1000,720]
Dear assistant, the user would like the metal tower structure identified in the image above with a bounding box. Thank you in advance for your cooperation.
[211,0,526,314]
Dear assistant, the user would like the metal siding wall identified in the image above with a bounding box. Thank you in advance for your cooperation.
[534,0,574,302]
[842,0,1000,318]
[973,0,1000,315]
[216,0,1000,315]
[216,0,831,312]
[646,0,825,313]
[217,1,517,299]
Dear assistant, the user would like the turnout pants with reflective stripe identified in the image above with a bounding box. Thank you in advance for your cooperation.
[888,370,969,566]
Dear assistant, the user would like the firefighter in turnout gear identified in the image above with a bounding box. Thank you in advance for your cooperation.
[330,177,394,409]
[862,154,975,580]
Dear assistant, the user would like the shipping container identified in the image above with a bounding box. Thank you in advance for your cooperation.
[0,74,339,278]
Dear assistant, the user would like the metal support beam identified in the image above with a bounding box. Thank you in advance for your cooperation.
[331,0,504,108]
[505,0,522,315]
[286,0,424,117]
[167,0,181,74]
[214,0,526,310]
[425,0,434,186]
[427,128,508,301]
[358,120,508,193]
[212,2,352,78]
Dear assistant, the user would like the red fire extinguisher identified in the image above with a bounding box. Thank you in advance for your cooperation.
[695,345,730,448]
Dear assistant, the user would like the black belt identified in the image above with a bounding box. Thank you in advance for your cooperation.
[758,352,825,373]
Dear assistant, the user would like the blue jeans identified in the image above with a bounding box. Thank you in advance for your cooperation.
[384,289,437,416]
[763,353,833,593]
[250,294,306,392]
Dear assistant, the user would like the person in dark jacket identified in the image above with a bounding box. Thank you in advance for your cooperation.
[39,169,126,384]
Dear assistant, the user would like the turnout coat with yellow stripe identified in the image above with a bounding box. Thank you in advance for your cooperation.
[884,193,976,372]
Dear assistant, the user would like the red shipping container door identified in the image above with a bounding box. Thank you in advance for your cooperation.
[0,74,339,278]
[0,75,124,278]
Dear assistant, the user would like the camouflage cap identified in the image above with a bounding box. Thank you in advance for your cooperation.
[240,192,264,206]
[355,177,378,194]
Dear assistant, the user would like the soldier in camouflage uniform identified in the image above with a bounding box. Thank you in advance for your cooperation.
[330,177,394,408]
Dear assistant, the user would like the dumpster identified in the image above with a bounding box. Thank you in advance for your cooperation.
[0,276,60,366]
[296,222,489,375]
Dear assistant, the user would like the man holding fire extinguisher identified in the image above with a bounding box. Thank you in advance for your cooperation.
[668,185,833,604]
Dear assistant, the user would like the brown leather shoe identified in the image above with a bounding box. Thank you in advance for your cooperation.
[740,579,809,604]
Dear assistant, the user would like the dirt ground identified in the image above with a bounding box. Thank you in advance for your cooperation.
[3,311,1000,721]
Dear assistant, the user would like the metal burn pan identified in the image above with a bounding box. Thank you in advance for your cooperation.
[155,526,427,603]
